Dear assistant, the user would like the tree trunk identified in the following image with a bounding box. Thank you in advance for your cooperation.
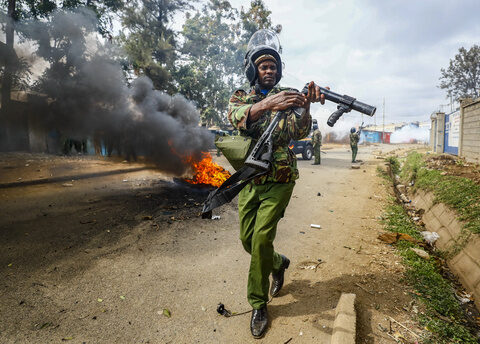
[0,0,16,151]
[1,0,16,115]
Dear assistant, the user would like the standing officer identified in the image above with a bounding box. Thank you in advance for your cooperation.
[228,29,327,339]
[311,121,322,165]
[350,127,360,163]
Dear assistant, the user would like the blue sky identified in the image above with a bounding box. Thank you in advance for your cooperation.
[228,0,480,130]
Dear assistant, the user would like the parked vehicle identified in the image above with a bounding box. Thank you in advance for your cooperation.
[289,137,313,160]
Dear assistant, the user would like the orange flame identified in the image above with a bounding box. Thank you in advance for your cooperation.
[184,152,231,187]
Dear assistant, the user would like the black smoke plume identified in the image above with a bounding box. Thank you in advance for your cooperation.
[2,8,212,175]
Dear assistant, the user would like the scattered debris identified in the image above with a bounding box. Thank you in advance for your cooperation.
[162,309,171,318]
[310,224,321,229]
[298,259,323,271]
[61,337,74,341]
[399,193,411,203]
[38,322,52,329]
[410,248,430,260]
[211,215,221,220]
[317,192,321,196]
[396,184,406,194]
[378,232,417,244]
[217,303,232,317]
[355,283,374,295]
[388,316,420,339]
[62,183,73,187]
[351,165,360,169]
[97,298,103,303]
[454,291,473,304]
[142,215,153,220]
[119,295,126,300]
[420,231,440,246]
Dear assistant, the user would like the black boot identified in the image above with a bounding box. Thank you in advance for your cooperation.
[250,306,268,339]
[270,255,290,297]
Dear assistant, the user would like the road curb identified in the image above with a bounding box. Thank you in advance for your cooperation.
[331,293,356,344]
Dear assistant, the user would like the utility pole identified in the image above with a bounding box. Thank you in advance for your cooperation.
[382,97,385,144]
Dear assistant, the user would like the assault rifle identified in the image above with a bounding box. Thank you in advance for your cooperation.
[202,84,376,216]
[358,121,365,135]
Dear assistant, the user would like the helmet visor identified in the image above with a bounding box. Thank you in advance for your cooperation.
[247,29,282,54]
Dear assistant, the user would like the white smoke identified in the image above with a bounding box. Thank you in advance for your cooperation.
[390,124,429,144]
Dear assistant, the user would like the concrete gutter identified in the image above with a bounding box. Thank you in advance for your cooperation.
[331,293,356,344]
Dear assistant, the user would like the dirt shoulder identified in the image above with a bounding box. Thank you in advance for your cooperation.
[0,145,424,343]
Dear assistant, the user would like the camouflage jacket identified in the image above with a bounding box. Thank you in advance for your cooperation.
[228,86,312,184]
[350,132,360,147]
[312,129,322,147]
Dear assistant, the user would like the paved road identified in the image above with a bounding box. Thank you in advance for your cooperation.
[0,144,420,343]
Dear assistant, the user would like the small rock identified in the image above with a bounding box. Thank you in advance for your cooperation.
[410,248,429,259]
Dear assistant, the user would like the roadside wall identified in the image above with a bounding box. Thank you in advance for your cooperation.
[430,112,445,153]
[412,190,480,311]
[459,98,480,163]
[430,97,480,163]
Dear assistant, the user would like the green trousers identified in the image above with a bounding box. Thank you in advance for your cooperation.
[313,144,321,165]
[238,181,295,309]
[351,145,358,162]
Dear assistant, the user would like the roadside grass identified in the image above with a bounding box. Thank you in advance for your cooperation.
[386,156,401,176]
[382,202,478,343]
[401,152,480,234]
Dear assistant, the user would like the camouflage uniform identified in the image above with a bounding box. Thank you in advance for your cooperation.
[311,128,322,165]
[350,132,360,162]
[228,86,312,309]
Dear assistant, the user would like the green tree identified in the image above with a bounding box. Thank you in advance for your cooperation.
[118,0,191,92]
[439,45,480,101]
[175,0,241,126]
[240,0,280,40]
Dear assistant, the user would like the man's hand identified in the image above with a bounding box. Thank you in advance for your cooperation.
[305,81,329,105]
[262,91,307,111]
[249,91,306,122]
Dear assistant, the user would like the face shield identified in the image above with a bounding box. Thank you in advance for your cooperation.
[246,29,282,55]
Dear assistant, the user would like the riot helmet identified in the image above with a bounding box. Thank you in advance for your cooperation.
[244,29,282,86]
[350,127,356,133]
[312,119,318,130]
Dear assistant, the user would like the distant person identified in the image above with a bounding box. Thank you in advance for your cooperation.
[311,122,322,165]
[350,127,360,163]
